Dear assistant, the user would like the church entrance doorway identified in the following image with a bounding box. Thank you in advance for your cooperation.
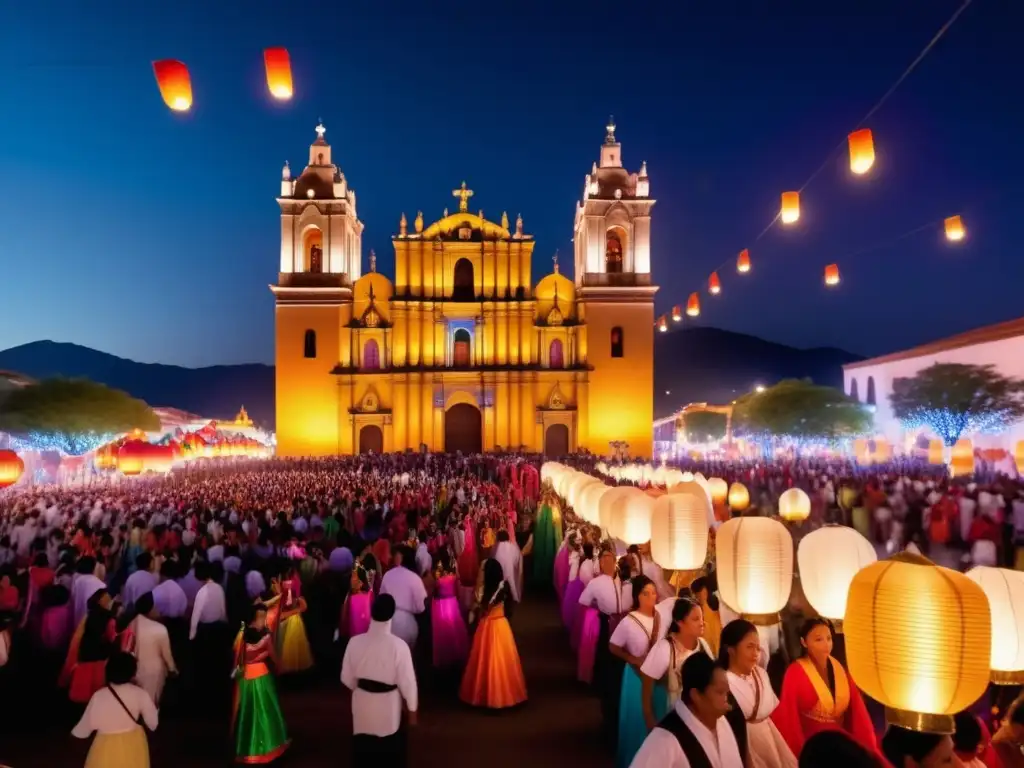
[445,403,482,454]
[358,424,384,454]
[453,328,471,367]
[544,423,570,457]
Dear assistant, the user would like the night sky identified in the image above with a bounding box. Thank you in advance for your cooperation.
[0,1,1016,367]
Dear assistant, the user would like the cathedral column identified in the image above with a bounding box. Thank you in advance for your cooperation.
[393,374,408,450]
[497,305,508,365]
[434,320,445,368]
[392,306,408,367]
[407,372,421,448]
[421,306,434,366]
[483,377,496,451]
[496,374,509,449]
[520,310,533,365]
[576,375,589,450]
[422,242,435,298]
[509,371,521,449]
[421,378,433,449]
[408,305,421,366]
[521,373,537,452]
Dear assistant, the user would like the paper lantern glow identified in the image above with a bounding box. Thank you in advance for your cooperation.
[153,60,192,111]
[686,292,700,317]
[707,477,728,505]
[824,263,840,286]
[708,272,721,295]
[798,526,876,623]
[727,482,750,511]
[737,249,751,273]
[671,305,682,322]
[657,316,668,333]
[263,47,293,100]
[616,492,654,545]
[780,191,800,225]
[944,215,965,242]
[966,566,1024,684]
[716,517,793,623]
[845,553,991,733]
[0,449,25,489]
[848,128,875,175]
[650,489,709,570]
[778,487,811,522]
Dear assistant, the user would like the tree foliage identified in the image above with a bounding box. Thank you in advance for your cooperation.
[732,378,871,439]
[889,363,1024,447]
[683,411,729,442]
[0,378,160,454]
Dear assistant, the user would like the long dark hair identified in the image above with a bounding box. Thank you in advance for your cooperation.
[717,618,758,668]
[481,558,507,609]
[669,597,701,636]
[630,575,655,612]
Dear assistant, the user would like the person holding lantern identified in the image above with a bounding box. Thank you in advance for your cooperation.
[772,618,877,758]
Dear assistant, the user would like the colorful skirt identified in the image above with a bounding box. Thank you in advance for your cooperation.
[617,664,669,768]
[459,610,528,709]
[341,592,372,638]
[577,607,600,684]
[275,614,314,675]
[553,546,570,603]
[531,504,558,586]
[562,578,585,634]
[233,668,290,764]
[69,660,108,704]
[85,725,150,768]
[431,596,470,668]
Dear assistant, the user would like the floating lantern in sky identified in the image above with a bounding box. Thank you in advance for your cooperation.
[0,450,24,489]
[671,305,682,322]
[824,263,840,286]
[708,272,721,295]
[848,128,875,175]
[263,47,294,100]
[686,292,700,317]
[153,59,193,112]
[737,249,751,273]
[780,191,800,225]
[657,316,668,333]
[944,215,966,242]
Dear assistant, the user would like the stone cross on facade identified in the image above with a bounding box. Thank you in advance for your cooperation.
[452,181,474,213]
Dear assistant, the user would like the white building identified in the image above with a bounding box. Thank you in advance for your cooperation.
[843,316,1024,455]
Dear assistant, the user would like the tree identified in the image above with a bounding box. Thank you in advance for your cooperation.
[732,378,871,440]
[0,377,160,454]
[889,363,1024,447]
[682,411,728,443]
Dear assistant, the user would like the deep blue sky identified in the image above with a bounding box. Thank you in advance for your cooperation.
[0,1,1017,367]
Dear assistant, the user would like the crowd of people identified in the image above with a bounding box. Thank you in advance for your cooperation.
[0,451,1021,768]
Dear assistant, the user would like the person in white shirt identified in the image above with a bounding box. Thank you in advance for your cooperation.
[630,653,743,768]
[72,557,107,627]
[129,592,178,706]
[341,594,418,765]
[492,530,522,602]
[379,547,428,649]
[414,533,432,576]
[189,560,229,714]
[151,560,187,620]
[121,552,158,611]
[72,651,159,766]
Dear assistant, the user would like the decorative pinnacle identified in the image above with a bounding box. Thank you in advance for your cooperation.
[605,115,616,143]
[315,120,326,140]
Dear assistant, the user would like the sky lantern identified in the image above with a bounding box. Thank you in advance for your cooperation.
[944,215,965,242]
[736,249,751,273]
[686,292,700,317]
[0,450,25,489]
[708,272,721,295]
[727,482,750,511]
[824,263,840,286]
[846,553,990,732]
[263,47,293,100]
[778,487,811,522]
[780,191,800,224]
[671,305,682,322]
[657,316,668,333]
[152,60,193,112]
[847,128,875,175]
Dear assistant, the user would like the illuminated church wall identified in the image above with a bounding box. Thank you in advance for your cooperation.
[272,123,657,458]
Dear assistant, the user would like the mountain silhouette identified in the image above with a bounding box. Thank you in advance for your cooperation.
[0,331,862,429]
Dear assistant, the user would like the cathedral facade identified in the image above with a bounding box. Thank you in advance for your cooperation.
[272,121,656,458]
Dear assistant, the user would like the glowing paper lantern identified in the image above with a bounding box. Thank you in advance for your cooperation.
[657,316,668,332]
[579,482,609,525]
[0,450,25,489]
[153,60,193,112]
[716,517,793,622]
[650,490,709,570]
[966,567,1024,683]
[599,486,639,535]
[727,482,750,511]
[824,263,840,286]
[797,526,876,622]
[780,191,800,225]
[928,439,945,466]
[944,215,965,242]
[708,272,721,295]
[737,249,751,273]
[707,477,728,505]
[1016,441,1024,474]
[848,128,875,175]
[686,293,700,317]
[616,493,654,545]
[671,305,682,322]
[778,487,811,522]
[263,47,293,100]
[845,553,991,733]
[117,440,149,476]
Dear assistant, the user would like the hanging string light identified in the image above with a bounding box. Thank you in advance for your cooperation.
[848,129,876,175]
[708,272,722,295]
[737,249,751,273]
[671,305,682,322]
[153,60,192,111]
[686,293,700,317]
[263,48,293,100]
[824,263,841,286]
[780,191,800,225]
[944,215,966,242]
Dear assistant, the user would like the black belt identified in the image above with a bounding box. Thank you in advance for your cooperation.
[357,678,398,694]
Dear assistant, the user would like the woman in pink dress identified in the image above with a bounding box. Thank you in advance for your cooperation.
[457,515,479,607]
[339,563,373,639]
[431,551,470,668]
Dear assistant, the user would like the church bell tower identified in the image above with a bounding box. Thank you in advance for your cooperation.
[574,118,657,458]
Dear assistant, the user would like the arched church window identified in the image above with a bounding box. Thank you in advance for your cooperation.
[453,328,471,367]
[849,378,859,401]
[309,243,323,273]
[303,329,317,359]
[606,230,624,274]
[549,339,564,369]
[363,339,380,371]
[317,152,324,165]
[866,376,876,406]
[611,326,624,358]
[452,258,475,301]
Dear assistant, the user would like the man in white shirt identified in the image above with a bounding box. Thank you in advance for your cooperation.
[122,552,159,611]
[630,653,743,768]
[341,594,418,765]
[493,530,522,602]
[379,547,427,649]
[189,561,229,714]
[130,592,178,705]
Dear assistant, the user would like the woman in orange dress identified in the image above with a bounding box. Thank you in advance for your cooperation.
[772,618,877,759]
[459,558,527,709]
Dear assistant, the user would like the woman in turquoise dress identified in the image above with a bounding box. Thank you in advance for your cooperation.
[232,604,290,764]
[531,494,561,585]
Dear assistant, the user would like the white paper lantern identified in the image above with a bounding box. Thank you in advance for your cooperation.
[779,487,811,522]
[650,488,709,570]
[707,477,728,505]
[541,461,562,486]
[599,486,638,535]
[798,526,876,622]
[717,517,793,621]
[668,480,716,527]
[579,482,610,525]
[967,566,1024,683]
[617,492,654,545]
[680,472,694,482]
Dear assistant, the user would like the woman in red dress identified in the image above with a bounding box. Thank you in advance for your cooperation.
[772,618,877,758]
[65,588,119,705]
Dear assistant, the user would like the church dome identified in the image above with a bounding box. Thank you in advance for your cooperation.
[292,169,334,200]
